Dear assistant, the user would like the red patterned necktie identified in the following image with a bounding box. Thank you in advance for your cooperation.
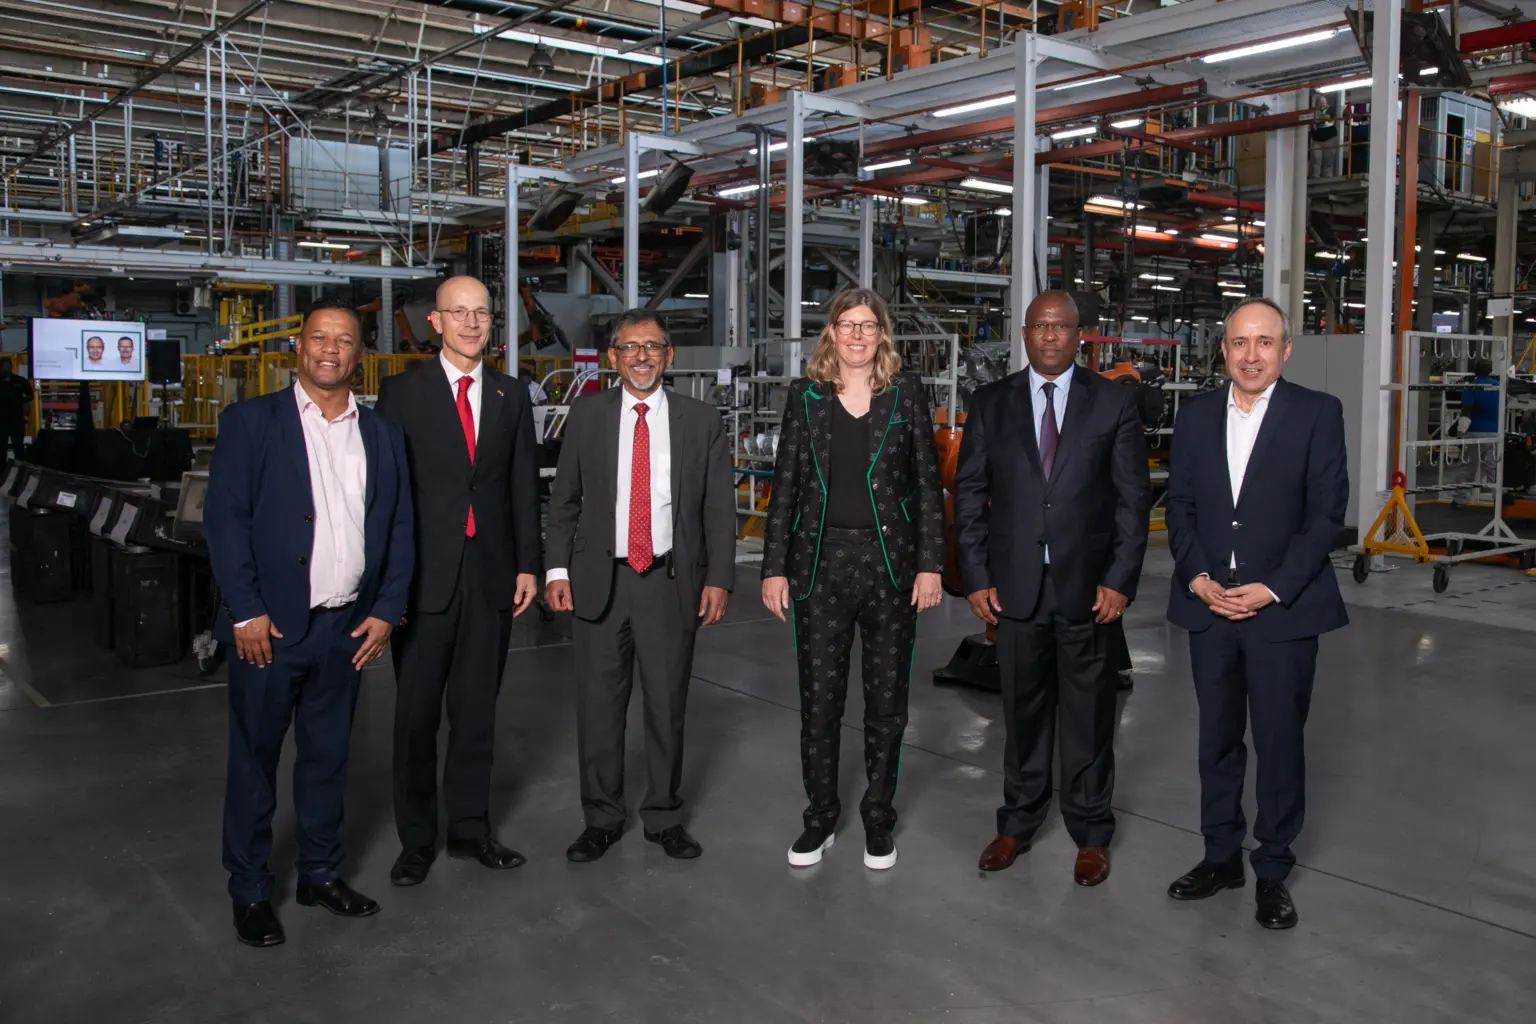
[628,403,653,573]
[456,375,477,537]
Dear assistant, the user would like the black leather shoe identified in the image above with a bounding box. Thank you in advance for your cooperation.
[296,878,380,917]
[1167,858,1246,901]
[566,826,623,863]
[1255,879,1299,930]
[233,900,284,947]
[390,846,436,886]
[644,824,703,860]
[448,836,527,870]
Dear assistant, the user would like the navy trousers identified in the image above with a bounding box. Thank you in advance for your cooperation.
[223,605,364,904]
[1188,618,1318,881]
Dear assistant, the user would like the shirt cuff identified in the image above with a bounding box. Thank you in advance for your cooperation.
[1264,586,1282,605]
[545,568,569,584]
[1188,573,1211,593]
[235,618,255,629]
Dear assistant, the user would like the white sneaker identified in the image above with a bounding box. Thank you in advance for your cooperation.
[864,831,897,870]
[787,825,835,867]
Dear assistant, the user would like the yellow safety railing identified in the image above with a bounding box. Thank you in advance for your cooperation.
[229,313,303,349]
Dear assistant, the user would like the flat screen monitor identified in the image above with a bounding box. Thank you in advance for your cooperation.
[28,317,147,382]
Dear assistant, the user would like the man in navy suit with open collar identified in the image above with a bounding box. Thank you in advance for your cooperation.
[1164,296,1349,931]
[205,297,414,948]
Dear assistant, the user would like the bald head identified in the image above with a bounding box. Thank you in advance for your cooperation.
[437,275,489,310]
[1025,290,1079,329]
[431,275,493,371]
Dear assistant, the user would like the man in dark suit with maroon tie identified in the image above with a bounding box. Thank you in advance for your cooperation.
[375,276,541,885]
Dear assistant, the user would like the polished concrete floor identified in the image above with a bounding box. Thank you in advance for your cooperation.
[2,530,1535,1023]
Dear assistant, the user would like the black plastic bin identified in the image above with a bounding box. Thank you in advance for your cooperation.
[9,508,74,604]
[111,546,184,668]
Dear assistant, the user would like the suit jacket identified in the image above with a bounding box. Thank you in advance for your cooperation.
[545,385,736,622]
[761,373,946,598]
[1165,378,1349,641]
[953,365,1151,622]
[203,389,414,646]
[375,358,540,614]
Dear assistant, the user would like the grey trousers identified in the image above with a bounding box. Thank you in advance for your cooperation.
[572,562,699,832]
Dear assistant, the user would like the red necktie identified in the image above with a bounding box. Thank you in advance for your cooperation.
[456,375,476,537]
[628,403,653,573]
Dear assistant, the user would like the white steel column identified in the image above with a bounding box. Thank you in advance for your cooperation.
[1359,0,1402,541]
[505,164,520,353]
[785,90,807,345]
[1290,121,1308,324]
[1009,32,1039,372]
[1262,93,1300,318]
[858,196,874,288]
[623,132,640,309]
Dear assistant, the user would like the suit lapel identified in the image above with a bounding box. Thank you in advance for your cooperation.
[423,357,472,477]
[667,393,684,526]
[1008,372,1044,479]
[867,383,899,468]
[277,388,314,512]
[1045,367,1095,491]
[359,407,379,515]
[804,384,833,493]
[1236,379,1290,511]
[474,366,504,480]
[604,385,623,509]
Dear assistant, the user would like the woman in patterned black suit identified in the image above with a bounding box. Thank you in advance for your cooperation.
[761,287,946,871]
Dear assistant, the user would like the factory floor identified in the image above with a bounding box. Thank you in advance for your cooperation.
[2,527,1535,1023]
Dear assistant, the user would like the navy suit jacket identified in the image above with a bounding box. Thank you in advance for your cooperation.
[204,387,415,647]
[1164,378,1349,642]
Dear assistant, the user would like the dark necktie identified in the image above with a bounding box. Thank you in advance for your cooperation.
[1039,381,1059,479]
[628,403,653,573]
[456,375,476,537]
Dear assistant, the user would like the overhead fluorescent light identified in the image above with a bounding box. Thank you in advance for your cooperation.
[683,293,708,299]
[960,177,1013,194]
[748,141,789,155]
[1164,228,1179,236]
[1110,118,1144,129]
[1420,66,1439,77]
[1318,77,1372,94]
[1223,215,1237,222]
[1203,29,1340,64]
[863,158,912,172]
[1050,126,1097,140]
[1087,195,1145,210]
[1314,250,1341,259]
[297,240,351,250]
[479,26,667,66]
[897,196,928,206]
[801,300,819,306]
[1200,234,1238,244]
[1457,253,1487,262]
[1222,290,1247,298]
[717,183,762,197]
[1254,220,1266,227]
[994,206,1012,216]
[1343,302,1367,309]
[610,168,662,185]
[1152,285,1181,292]
[1140,273,1174,281]
[1131,316,1150,322]
[934,94,1014,118]
[1052,75,1121,91]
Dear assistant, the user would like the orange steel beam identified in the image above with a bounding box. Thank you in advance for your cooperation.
[1187,194,1265,212]
[1105,125,1211,156]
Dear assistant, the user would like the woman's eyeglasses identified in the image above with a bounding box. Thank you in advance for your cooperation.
[834,320,880,337]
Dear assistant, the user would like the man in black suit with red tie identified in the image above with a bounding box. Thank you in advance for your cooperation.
[375,275,541,885]
[953,290,1150,887]
[1164,297,1349,930]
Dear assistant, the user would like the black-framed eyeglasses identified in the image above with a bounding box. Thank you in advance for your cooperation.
[612,341,669,356]
[835,320,880,337]
[438,307,491,323]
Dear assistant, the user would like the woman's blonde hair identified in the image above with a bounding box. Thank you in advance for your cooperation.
[805,287,903,394]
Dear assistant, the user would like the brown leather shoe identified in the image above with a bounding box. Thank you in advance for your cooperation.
[978,835,1028,871]
[1074,846,1110,887]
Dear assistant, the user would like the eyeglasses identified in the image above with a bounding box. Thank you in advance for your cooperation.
[612,341,669,356]
[1025,323,1077,336]
[834,320,880,337]
[438,307,491,323]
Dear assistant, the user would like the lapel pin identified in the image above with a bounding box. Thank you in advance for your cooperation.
[497,389,504,397]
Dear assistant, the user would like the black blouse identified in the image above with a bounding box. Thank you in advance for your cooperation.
[826,398,875,529]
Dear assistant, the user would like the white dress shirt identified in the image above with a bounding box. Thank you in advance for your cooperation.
[546,386,673,584]
[1191,382,1281,601]
[442,352,482,439]
[297,382,367,609]
[1028,363,1073,565]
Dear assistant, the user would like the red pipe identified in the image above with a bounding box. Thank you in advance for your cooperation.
[1487,70,1536,97]
[1460,21,1536,54]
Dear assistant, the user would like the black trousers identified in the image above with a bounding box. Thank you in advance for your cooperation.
[572,560,697,832]
[223,605,362,904]
[1188,620,1318,881]
[994,567,1117,848]
[791,528,916,833]
[2,420,24,462]
[391,538,513,849]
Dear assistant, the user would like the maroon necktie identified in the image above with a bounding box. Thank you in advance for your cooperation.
[628,403,653,573]
[456,375,476,537]
[1039,381,1059,479]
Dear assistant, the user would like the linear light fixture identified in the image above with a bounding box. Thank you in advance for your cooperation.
[1131,316,1150,322]
[960,177,1013,194]
[1203,29,1340,64]
[478,26,667,66]
[1200,234,1238,244]
[1110,118,1144,129]
[934,93,1014,118]
[749,141,788,155]
[1050,126,1097,140]
[1087,195,1146,210]
[1318,77,1372,94]
[1140,273,1174,281]
[717,182,762,197]
[1420,66,1439,76]
[684,293,708,299]
[1151,285,1181,292]
[610,168,662,185]
[1222,290,1247,298]
[1051,74,1121,91]
[896,196,928,206]
[297,240,351,250]
[1164,228,1180,236]
[1458,253,1488,262]
[1223,215,1237,222]
[1344,302,1367,309]
[863,158,912,172]
[1314,250,1341,259]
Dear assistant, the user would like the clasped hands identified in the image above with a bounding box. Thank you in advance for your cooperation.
[1190,576,1274,620]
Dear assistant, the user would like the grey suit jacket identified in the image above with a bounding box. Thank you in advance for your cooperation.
[545,385,737,622]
